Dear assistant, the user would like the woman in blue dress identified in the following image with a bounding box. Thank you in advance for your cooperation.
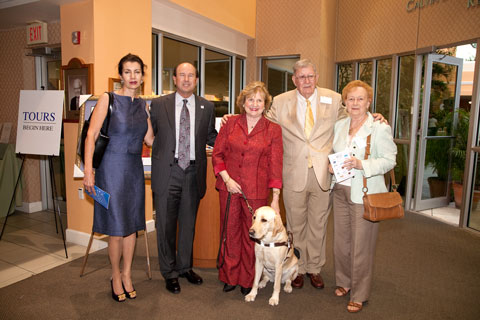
[83,54,154,302]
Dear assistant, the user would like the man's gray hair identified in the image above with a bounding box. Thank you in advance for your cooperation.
[293,59,317,74]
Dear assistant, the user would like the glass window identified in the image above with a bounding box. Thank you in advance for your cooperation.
[337,63,353,94]
[153,33,245,116]
[205,49,230,117]
[261,57,298,97]
[162,37,199,95]
[151,34,158,95]
[358,61,373,84]
[395,55,415,140]
[47,60,61,90]
[234,57,244,114]
[467,155,480,231]
[374,59,392,118]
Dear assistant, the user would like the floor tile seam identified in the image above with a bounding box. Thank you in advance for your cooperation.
[0,258,35,273]
[1,238,68,260]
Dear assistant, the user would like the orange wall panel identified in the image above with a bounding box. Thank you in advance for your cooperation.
[92,0,152,94]
[60,0,94,66]
[170,0,256,38]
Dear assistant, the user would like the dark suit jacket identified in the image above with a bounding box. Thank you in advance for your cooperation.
[150,93,217,198]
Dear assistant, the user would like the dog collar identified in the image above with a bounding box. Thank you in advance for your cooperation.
[252,238,291,248]
[252,231,294,249]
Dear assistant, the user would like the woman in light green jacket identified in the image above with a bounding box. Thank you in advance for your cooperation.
[329,80,397,313]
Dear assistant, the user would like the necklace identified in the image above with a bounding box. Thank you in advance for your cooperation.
[247,117,260,130]
[349,115,367,135]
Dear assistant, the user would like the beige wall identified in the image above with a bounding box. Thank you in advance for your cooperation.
[0,22,61,204]
[336,0,480,62]
[253,0,338,89]
[170,0,256,38]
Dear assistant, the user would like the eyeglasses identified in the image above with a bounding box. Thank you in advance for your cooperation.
[295,74,316,82]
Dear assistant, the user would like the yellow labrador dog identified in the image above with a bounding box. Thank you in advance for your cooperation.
[245,206,298,306]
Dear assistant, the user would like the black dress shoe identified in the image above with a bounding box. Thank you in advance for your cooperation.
[179,270,203,285]
[223,283,237,292]
[240,286,252,296]
[165,278,181,294]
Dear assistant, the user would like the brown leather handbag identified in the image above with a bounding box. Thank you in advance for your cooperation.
[362,135,404,222]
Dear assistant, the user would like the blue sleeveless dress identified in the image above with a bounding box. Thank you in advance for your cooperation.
[93,93,147,236]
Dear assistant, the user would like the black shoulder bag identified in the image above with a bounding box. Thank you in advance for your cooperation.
[80,92,113,168]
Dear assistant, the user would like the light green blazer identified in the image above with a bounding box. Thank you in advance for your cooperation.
[331,113,397,204]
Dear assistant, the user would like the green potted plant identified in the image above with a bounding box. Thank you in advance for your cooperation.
[424,107,452,198]
[450,108,480,208]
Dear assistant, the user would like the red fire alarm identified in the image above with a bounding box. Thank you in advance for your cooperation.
[72,31,81,45]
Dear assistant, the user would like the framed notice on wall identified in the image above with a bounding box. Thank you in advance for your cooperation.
[61,58,93,121]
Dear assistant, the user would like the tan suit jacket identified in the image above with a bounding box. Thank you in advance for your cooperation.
[266,87,346,192]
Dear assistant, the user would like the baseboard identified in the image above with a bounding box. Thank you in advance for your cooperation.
[66,221,155,252]
[146,219,155,233]
[65,229,108,252]
[17,201,43,213]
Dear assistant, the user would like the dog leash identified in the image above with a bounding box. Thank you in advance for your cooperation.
[216,193,231,269]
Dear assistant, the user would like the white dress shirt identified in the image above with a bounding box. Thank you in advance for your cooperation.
[296,88,318,128]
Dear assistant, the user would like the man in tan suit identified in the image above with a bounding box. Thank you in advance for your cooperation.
[264,59,346,289]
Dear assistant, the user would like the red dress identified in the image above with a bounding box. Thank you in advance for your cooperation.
[212,114,283,288]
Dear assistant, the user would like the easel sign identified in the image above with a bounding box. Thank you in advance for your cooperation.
[15,90,65,156]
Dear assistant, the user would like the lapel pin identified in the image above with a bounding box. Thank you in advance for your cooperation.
[201,105,204,109]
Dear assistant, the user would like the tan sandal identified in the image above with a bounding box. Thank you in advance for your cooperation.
[347,301,363,313]
[335,287,350,297]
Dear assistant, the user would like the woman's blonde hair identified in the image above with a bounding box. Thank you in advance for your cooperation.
[342,80,373,102]
[236,81,272,114]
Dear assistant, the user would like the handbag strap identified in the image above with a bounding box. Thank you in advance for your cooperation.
[101,92,113,135]
[363,134,397,196]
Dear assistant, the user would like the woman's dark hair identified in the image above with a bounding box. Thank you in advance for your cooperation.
[118,53,146,75]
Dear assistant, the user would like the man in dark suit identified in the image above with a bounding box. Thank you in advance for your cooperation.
[150,62,217,294]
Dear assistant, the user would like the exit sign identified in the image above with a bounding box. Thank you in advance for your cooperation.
[26,22,48,45]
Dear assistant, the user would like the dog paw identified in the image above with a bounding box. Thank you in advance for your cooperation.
[245,293,256,302]
[268,296,279,306]
[284,284,292,293]
[258,280,267,289]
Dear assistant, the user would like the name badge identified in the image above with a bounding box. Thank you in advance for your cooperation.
[353,136,367,148]
[320,96,332,104]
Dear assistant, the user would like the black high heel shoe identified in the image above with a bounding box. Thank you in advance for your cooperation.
[122,282,137,299]
[111,279,126,302]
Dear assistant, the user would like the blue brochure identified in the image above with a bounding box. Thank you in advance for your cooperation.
[85,185,110,209]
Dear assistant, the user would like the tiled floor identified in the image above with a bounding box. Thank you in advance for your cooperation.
[417,202,460,226]
[0,210,86,288]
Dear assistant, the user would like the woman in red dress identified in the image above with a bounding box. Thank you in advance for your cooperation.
[212,81,283,295]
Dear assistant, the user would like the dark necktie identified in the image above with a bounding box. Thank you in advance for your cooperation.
[178,99,190,170]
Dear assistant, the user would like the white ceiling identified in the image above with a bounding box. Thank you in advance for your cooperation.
[0,0,77,30]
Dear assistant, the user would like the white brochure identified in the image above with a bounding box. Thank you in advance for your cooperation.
[328,150,353,182]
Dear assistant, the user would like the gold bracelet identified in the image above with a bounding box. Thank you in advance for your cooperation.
[272,189,280,195]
